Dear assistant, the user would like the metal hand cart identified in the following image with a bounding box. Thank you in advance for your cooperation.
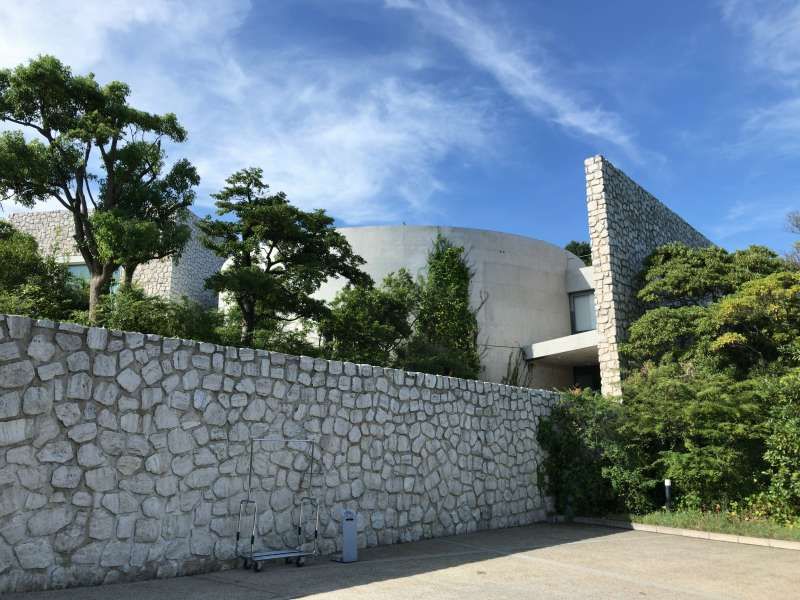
[236,437,320,570]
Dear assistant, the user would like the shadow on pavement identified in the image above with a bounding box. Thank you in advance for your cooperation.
[5,523,621,600]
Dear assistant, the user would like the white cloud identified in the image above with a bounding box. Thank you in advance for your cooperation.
[721,0,800,76]
[721,0,800,152]
[0,0,489,223]
[386,0,640,159]
[712,199,796,240]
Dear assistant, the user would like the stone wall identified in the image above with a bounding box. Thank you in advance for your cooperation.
[0,314,555,593]
[585,156,711,396]
[8,210,76,258]
[167,215,226,309]
[7,211,223,309]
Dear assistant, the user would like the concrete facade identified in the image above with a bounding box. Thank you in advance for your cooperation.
[0,313,554,593]
[316,226,594,388]
[7,211,224,309]
[584,156,711,396]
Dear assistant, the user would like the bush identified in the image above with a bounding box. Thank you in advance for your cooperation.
[539,370,770,516]
[537,389,622,516]
[748,369,800,523]
[92,286,221,342]
[0,221,87,320]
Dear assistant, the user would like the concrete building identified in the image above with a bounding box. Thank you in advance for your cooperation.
[6,155,710,394]
[315,226,596,388]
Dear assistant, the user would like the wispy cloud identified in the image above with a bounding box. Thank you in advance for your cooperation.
[386,0,641,160]
[0,1,490,223]
[721,0,800,76]
[721,0,800,153]
[712,199,796,240]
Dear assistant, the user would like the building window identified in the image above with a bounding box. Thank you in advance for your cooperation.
[569,290,596,333]
[67,262,121,291]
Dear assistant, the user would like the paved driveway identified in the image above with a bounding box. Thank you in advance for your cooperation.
[8,523,799,599]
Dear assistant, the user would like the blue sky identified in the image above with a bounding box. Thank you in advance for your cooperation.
[1,0,798,254]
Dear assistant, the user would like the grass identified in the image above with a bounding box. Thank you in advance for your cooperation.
[604,510,800,542]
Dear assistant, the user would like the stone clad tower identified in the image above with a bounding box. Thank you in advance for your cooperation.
[584,155,711,396]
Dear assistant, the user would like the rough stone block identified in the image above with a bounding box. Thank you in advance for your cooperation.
[87,327,108,351]
[86,467,117,492]
[67,372,93,400]
[68,422,98,443]
[93,354,116,377]
[52,466,82,488]
[7,316,32,340]
[14,539,53,569]
[0,391,21,419]
[27,335,56,362]
[66,351,90,372]
[0,341,20,361]
[117,368,142,393]
[0,360,35,388]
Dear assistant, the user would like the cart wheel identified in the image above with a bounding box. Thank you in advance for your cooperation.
[243,558,251,570]
[254,561,263,572]
[296,557,305,568]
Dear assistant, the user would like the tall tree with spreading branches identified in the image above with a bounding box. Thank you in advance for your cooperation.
[0,55,197,318]
[200,167,371,347]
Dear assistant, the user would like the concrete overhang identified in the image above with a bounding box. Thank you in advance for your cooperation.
[566,265,595,293]
[524,330,599,366]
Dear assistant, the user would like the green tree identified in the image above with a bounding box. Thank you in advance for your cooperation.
[199,167,371,347]
[0,221,86,319]
[788,211,800,268]
[753,369,800,522]
[542,242,800,517]
[401,233,482,379]
[565,240,592,266]
[92,157,199,287]
[637,243,784,307]
[320,269,418,366]
[0,55,196,318]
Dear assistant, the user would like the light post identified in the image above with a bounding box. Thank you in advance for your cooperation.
[664,479,672,511]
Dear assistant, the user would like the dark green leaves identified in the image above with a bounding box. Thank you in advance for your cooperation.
[199,167,370,346]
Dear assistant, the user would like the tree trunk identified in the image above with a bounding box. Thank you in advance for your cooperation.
[88,265,115,323]
[240,299,255,347]
[122,264,137,288]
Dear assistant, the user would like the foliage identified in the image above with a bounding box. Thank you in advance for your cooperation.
[615,509,800,542]
[622,305,707,368]
[705,271,800,375]
[636,243,784,307]
[747,369,800,523]
[621,366,768,510]
[91,286,221,342]
[788,211,800,267]
[565,240,592,266]
[501,348,535,387]
[0,221,87,320]
[319,269,418,366]
[215,305,320,357]
[541,240,800,519]
[536,389,621,516]
[0,55,196,317]
[399,233,482,379]
[91,156,199,286]
[199,167,370,347]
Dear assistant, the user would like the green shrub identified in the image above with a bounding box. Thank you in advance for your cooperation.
[537,389,622,516]
[93,286,221,342]
[0,221,87,320]
[747,369,800,523]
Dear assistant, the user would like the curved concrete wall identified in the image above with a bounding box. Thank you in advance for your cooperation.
[317,226,585,387]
